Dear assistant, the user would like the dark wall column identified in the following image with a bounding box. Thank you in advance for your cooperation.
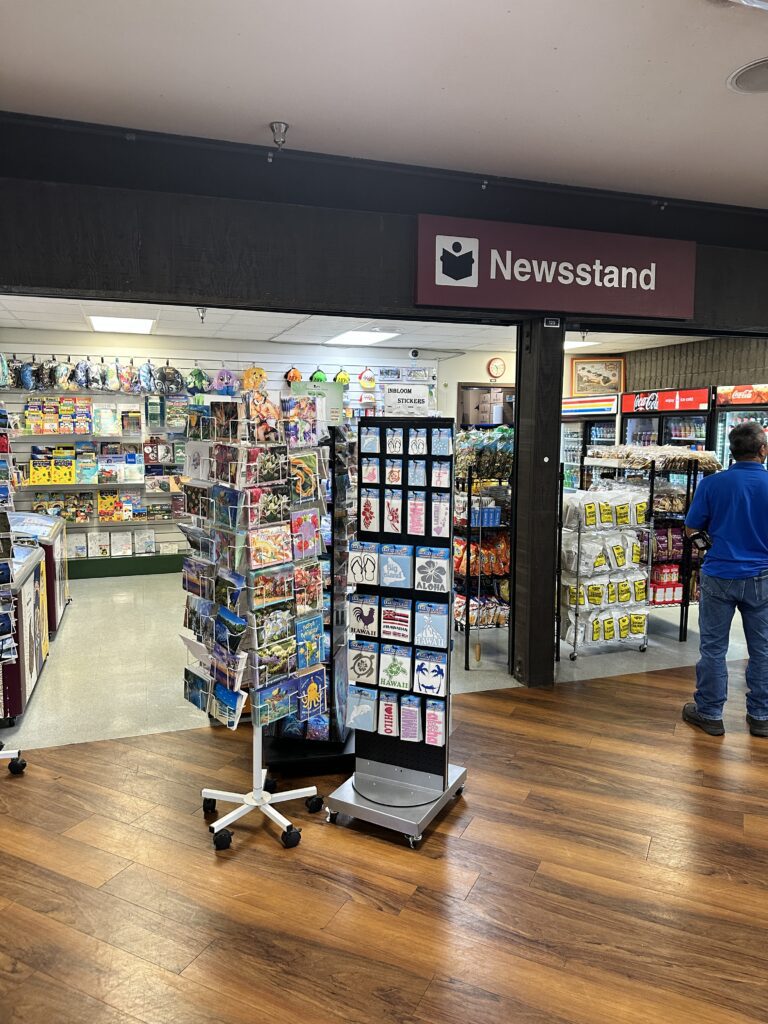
[511,317,565,686]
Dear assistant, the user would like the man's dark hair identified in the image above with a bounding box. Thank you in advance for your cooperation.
[729,421,767,460]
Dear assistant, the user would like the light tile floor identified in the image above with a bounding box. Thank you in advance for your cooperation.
[3,575,747,751]
[3,573,207,751]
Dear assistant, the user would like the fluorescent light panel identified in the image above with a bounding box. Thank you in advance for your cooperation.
[324,330,400,347]
[89,316,154,334]
[564,340,598,351]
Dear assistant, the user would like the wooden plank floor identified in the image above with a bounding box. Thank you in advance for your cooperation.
[3,663,768,1024]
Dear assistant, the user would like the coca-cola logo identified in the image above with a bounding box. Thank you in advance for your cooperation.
[733,388,755,402]
[634,392,659,412]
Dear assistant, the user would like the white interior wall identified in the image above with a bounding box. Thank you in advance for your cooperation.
[436,350,516,420]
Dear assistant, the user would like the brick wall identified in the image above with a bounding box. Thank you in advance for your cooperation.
[625,337,768,391]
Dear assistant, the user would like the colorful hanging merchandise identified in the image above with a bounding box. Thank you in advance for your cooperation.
[333,368,350,385]
[242,365,268,393]
[285,366,303,383]
[186,365,212,396]
[212,366,239,396]
[309,367,327,382]
[74,358,98,390]
[37,357,56,391]
[358,367,377,390]
[7,357,22,390]
[20,360,40,391]
[138,359,155,393]
[119,360,141,394]
[156,361,185,395]
[54,359,76,390]
[104,359,122,392]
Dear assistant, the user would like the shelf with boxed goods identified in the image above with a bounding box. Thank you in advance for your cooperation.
[8,391,192,575]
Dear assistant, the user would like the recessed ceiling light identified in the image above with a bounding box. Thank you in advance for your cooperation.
[564,340,598,351]
[728,56,768,92]
[324,330,400,347]
[89,316,155,334]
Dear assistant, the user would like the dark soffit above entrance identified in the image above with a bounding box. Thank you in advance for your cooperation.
[3,111,768,253]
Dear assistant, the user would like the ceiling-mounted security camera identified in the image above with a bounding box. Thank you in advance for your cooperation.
[267,121,289,163]
[410,348,420,359]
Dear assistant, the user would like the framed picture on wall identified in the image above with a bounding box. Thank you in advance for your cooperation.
[571,357,625,397]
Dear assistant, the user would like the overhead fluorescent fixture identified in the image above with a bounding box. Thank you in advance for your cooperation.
[89,316,154,334]
[564,340,598,351]
[727,0,768,10]
[324,330,400,347]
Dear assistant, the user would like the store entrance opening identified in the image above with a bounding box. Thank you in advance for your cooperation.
[0,295,518,752]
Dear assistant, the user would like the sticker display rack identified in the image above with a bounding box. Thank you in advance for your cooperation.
[326,416,466,848]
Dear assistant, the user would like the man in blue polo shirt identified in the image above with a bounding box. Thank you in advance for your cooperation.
[683,421,768,737]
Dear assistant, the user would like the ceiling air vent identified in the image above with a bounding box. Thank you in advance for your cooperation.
[728,57,768,92]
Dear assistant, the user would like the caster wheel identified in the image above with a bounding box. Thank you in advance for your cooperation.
[281,826,302,849]
[212,828,233,851]
[305,795,324,814]
[569,652,578,662]
[406,834,423,849]
[455,785,465,798]
[639,644,648,653]
[264,777,279,794]
[325,809,339,824]
[202,797,217,816]
[8,757,26,776]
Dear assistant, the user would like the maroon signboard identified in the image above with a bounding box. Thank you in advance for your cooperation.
[416,214,696,319]
[620,388,711,414]
[716,385,768,406]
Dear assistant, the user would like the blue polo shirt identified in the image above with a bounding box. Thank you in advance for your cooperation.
[685,461,768,579]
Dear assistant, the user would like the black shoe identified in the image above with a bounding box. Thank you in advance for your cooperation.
[747,714,768,738]
[682,702,725,736]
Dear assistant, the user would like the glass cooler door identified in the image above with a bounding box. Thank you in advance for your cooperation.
[623,415,659,446]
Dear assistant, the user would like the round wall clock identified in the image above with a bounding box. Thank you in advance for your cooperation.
[487,357,506,379]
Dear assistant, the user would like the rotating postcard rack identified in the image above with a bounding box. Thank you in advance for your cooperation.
[180,393,324,851]
[327,416,466,848]
[0,404,28,773]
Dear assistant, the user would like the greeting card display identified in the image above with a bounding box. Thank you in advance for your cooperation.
[252,603,295,649]
[250,565,295,609]
[297,668,328,721]
[291,508,321,561]
[246,483,290,527]
[245,391,282,444]
[281,395,318,449]
[348,593,379,637]
[348,639,379,686]
[214,566,246,612]
[245,445,288,485]
[252,678,299,727]
[296,612,324,670]
[289,451,318,503]
[249,523,293,569]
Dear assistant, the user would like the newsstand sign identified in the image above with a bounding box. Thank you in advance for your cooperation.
[416,214,696,319]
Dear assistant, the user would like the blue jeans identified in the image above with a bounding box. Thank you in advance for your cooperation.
[696,571,768,720]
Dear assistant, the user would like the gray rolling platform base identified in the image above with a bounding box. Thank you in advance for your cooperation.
[325,760,467,848]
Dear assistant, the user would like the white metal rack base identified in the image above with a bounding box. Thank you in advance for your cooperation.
[201,714,322,850]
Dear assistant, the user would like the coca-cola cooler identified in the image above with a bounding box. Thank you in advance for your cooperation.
[620,387,713,449]
[715,385,768,467]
